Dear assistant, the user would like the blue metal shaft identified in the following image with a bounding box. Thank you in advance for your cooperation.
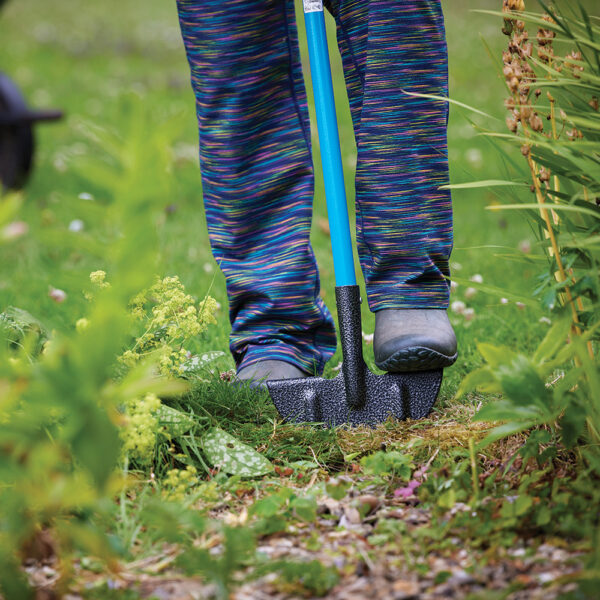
[304,3,356,287]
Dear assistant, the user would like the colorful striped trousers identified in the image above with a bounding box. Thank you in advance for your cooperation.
[176,0,453,375]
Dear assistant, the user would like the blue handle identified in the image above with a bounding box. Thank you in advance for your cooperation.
[304,3,356,287]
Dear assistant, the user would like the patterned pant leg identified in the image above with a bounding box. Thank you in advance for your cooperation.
[176,0,337,375]
[328,0,453,310]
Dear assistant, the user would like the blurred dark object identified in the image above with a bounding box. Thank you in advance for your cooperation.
[0,73,63,190]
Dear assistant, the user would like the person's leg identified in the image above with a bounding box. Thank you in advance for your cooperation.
[176,0,337,376]
[326,0,456,370]
[328,0,453,309]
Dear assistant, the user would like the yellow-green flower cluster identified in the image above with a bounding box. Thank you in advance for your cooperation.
[161,465,198,501]
[90,270,110,288]
[84,270,111,301]
[120,275,218,377]
[75,318,90,333]
[120,392,161,463]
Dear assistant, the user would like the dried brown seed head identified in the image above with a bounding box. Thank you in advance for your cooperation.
[507,0,525,11]
[529,113,544,132]
[537,28,555,47]
[565,50,584,78]
[506,116,519,133]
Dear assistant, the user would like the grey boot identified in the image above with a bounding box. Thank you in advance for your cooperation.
[373,309,457,372]
[235,360,309,390]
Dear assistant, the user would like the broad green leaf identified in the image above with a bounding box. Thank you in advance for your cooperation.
[497,356,551,409]
[476,422,538,449]
[291,496,317,522]
[180,350,226,374]
[455,366,498,399]
[477,343,518,368]
[437,488,456,509]
[202,427,273,477]
[533,315,573,365]
[249,495,285,518]
[156,404,195,437]
[475,400,541,424]
[536,505,552,526]
[326,478,352,500]
[500,494,533,518]
[560,405,587,448]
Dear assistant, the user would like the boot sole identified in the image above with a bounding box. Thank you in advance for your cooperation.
[375,346,458,373]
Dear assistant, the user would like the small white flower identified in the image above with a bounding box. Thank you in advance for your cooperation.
[49,287,67,303]
[451,262,463,271]
[451,300,466,315]
[470,274,483,284]
[362,331,374,344]
[68,219,84,232]
[450,280,459,293]
[539,316,551,325]
[465,148,483,168]
[464,307,475,321]
[78,192,94,201]
[516,302,526,310]
[203,262,213,273]
[500,298,509,305]
[53,157,67,173]
[518,239,531,254]
[465,287,477,300]
[2,221,28,240]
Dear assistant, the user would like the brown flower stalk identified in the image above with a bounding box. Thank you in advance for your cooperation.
[501,1,594,359]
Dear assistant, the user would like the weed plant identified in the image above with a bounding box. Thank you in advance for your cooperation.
[456,1,599,466]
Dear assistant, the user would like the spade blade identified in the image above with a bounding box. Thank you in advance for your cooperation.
[268,367,443,427]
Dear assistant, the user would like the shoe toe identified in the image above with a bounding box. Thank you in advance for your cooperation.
[374,333,457,373]
[235,360,309,389]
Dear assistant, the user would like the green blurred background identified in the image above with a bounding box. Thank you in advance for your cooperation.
[0,0,559,394]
